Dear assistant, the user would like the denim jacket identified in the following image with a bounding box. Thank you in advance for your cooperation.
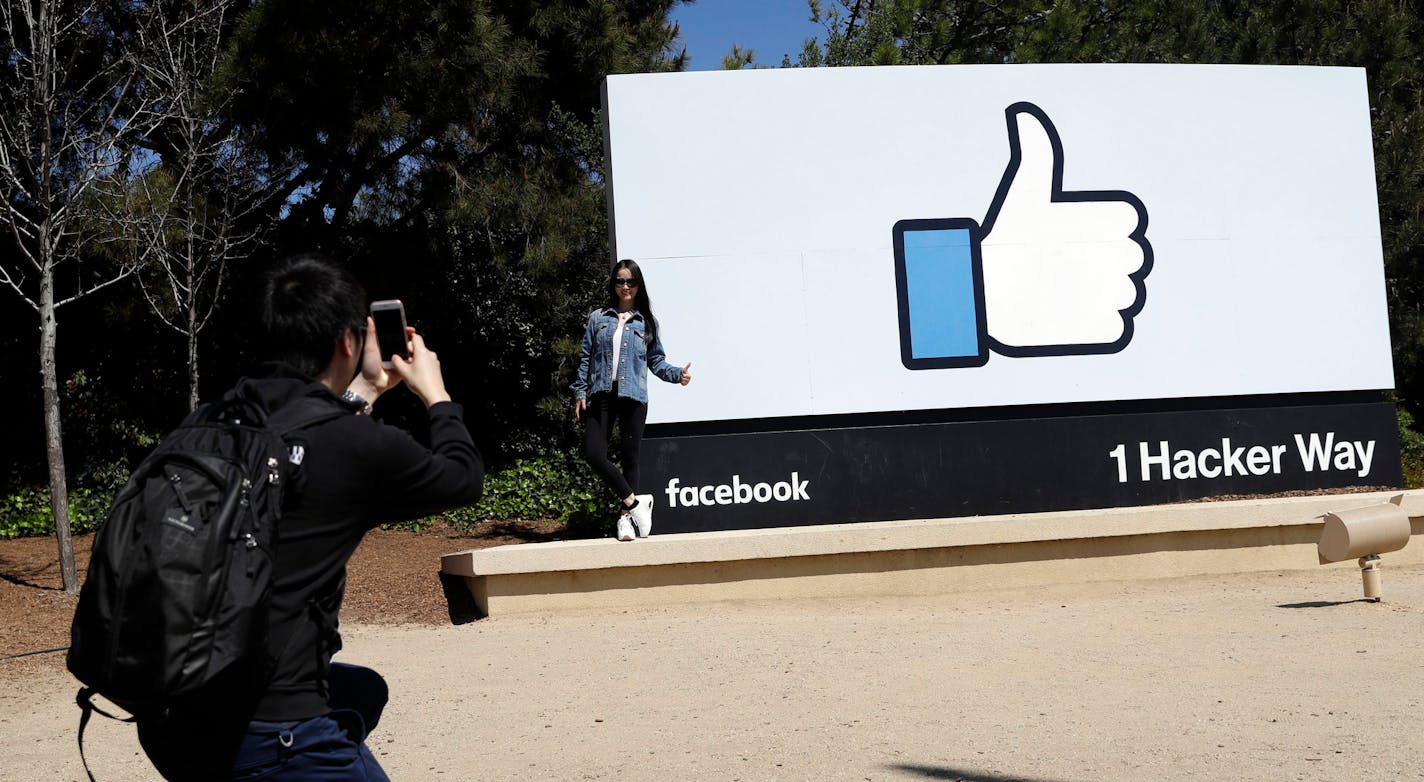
[571,307,683,404]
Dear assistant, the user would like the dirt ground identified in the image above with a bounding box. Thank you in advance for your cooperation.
[0,519,565,663]
[4,519,1424,781]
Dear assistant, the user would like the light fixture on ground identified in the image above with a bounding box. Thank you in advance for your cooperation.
[1317,495,1411,601]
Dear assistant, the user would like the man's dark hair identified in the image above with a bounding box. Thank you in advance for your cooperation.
[259,253,366,377]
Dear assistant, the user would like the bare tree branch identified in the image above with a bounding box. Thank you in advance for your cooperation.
[109,0,283,409]
[53,262,138,308]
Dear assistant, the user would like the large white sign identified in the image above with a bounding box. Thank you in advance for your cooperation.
[603,65,1394,425]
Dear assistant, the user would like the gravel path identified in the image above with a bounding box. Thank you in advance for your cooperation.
[6,563,1423,781]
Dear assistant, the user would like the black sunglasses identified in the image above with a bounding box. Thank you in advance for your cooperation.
[612,277,638,288]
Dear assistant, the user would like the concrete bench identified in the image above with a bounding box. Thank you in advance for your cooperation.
[440,489,1424,616]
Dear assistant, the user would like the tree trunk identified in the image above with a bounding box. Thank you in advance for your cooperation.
[40,258,78,595]
[188,300,200,411]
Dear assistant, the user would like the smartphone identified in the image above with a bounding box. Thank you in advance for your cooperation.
[370,299,410,369]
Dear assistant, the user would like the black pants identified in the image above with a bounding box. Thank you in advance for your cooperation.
[582,390,648,500]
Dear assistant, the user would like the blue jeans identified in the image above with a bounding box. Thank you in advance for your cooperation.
[139,664,390,781]
[231,710,390,781]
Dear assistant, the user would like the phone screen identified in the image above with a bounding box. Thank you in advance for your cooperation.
[370,302,409,366]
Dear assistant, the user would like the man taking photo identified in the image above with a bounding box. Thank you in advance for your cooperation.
[135,252,484,780]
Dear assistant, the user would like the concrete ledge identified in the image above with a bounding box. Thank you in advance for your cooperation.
[441,490,1424,616]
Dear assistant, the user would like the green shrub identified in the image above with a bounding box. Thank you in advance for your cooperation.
[0,454,609,539]
[0,485,113,539]
[378,516,437,532]
[384,450,612,535]
[1399,408,1424,489]
[471,454,606,526]
[418,453,610,535]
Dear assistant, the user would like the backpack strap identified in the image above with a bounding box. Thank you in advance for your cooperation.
[211,383,343,431]
[205,394,269,427]
[266,396,350,436]
[263,398,347,495]
[75,687,136,782]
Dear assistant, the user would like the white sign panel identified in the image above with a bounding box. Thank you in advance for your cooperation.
[603,65,1394,425]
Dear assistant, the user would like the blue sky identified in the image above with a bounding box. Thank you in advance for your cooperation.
[670,0,825,70]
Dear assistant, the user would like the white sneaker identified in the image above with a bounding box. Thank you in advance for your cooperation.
[616,514,635,542]
[631,494,654,538]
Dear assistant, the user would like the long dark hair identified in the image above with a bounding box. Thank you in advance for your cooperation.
[606,258,658,345]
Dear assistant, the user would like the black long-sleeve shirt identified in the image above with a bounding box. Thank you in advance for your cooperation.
[234,370,484,720]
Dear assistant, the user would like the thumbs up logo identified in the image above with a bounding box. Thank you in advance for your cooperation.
[893,102,1152,369]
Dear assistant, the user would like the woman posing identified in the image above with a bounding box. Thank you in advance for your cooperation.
[572,259,691,541]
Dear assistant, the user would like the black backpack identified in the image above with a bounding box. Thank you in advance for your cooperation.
[66,392,343,775]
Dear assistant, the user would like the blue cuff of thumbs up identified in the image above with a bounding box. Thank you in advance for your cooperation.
[892,218,990,369]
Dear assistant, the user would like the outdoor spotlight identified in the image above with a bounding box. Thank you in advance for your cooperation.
[1317,495,1411,601]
